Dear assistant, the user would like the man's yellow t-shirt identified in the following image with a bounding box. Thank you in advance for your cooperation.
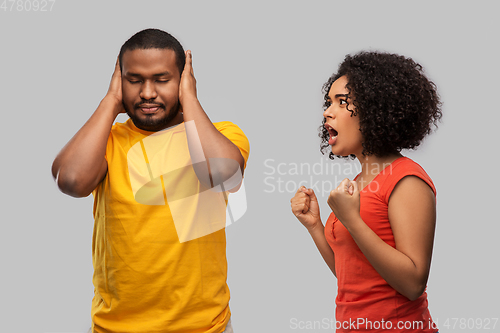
[91,119,249,333]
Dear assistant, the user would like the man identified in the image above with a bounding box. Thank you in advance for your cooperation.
[52,28,249,333]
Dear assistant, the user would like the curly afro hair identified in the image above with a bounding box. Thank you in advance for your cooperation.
[319,51,442,159]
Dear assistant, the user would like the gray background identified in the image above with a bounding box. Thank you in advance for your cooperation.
[1,0,499,332]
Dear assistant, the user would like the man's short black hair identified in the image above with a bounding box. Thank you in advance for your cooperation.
[118,28,185,76]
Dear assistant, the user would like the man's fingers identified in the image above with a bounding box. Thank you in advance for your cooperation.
[108,56,122,97]
[184,50,193,75]
[179,50,196,102]
[112,56,122,79]
[115,56,120,71]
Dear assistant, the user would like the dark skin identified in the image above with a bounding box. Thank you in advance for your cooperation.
[291,76,436,301]
[121,48,184,131]
[52,49,244,197]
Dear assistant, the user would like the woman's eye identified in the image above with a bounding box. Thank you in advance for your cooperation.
[156,80,169,83]
[128,80,142,84]
[339,99,347,105]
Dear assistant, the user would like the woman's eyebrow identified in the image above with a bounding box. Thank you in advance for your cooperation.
[335,94,349,99]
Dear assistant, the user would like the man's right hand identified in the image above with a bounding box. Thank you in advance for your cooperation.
[104,57,125,116]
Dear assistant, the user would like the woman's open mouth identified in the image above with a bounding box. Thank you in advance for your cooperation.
[325,123,338,145]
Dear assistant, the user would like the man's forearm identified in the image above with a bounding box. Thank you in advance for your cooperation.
[182,97,244,189]
[52,96,120,197]
[183,97,244,162]
[177,50,244,191]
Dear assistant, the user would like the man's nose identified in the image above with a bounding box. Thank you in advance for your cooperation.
[140,81,158,100]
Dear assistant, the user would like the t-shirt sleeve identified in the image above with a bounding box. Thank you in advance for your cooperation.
[214,121,250,169]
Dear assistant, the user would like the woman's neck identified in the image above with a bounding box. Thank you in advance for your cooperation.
[355,152,403,189]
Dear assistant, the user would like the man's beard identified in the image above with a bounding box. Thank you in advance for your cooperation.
[124,99,181,132]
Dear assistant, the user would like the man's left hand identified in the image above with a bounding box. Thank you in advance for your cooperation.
[179,50,198,104]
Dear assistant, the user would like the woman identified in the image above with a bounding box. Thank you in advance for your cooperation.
[290,51,441,332]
